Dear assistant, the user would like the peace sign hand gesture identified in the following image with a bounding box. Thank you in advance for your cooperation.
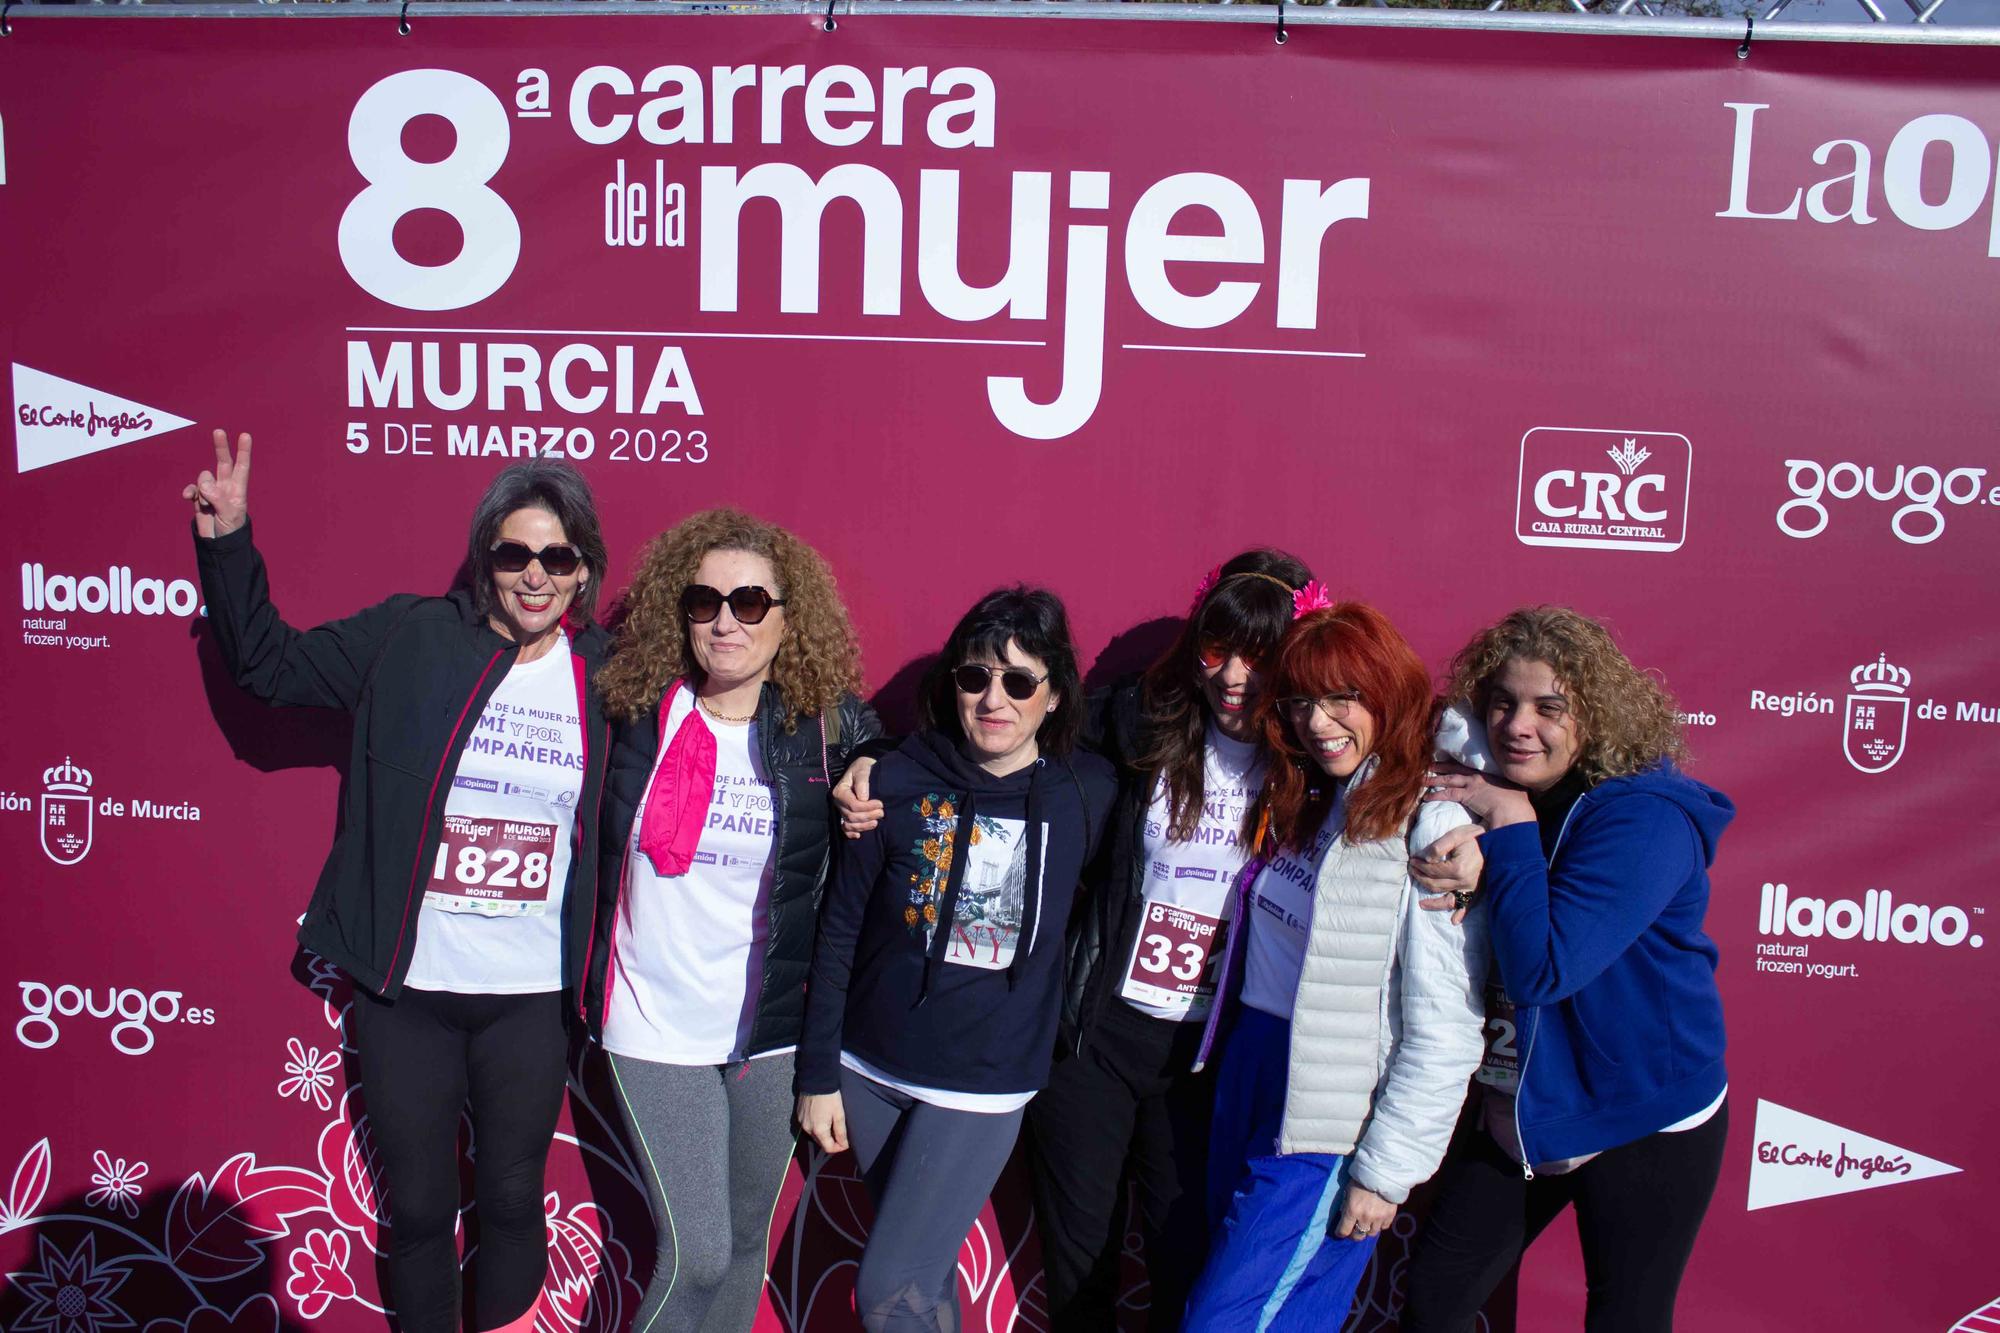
[184,429,252,539]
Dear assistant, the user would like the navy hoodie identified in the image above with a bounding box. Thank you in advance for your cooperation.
[797,732,1115,1098]
[1478,761,1735,1165]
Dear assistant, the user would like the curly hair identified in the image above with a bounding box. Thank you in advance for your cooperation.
[1249,603,1435,852]
[1443,606,1688,785]
[596,508,863,729]
[1134,549,1312,842]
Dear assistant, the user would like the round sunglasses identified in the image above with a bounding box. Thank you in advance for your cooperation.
[954,663,1049,701]
[681,584,787,626]
[490,540,583,577]
[1196,638,1271,672]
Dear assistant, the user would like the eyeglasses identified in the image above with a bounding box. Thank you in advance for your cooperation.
[1197,639,1268,672]
[681,584,787,626]
[490,540,583,577]
[1280,691,1365,722]
[954,664,1049,701]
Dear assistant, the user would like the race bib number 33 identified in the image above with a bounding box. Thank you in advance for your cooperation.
[1121,902,1225,1012]
[427,815,557,915]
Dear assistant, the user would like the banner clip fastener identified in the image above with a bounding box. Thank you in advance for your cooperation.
[398,0,412,36]
[1276,0,1289,45]
[1,0,14,38]
[824,0,837,32]
[1738,16,1754,59]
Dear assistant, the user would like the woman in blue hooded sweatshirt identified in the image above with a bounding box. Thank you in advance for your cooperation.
[1402,606,1733,1333]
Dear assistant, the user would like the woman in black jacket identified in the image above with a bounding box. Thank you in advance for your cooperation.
[1030,549,1314,1331]
[586,508,878,1333]
[797,587,1115,1333]
[186,431,613,1333]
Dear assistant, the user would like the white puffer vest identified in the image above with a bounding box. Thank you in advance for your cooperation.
[1275,765,1490,1204]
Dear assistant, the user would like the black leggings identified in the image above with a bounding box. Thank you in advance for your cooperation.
[350,987,568,1333]
[1402,1100,1729,1333]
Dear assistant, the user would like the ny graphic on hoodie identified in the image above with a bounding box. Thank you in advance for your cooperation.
[799,732,1115,1098]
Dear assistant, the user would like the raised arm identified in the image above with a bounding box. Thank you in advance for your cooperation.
[187,430,414,711]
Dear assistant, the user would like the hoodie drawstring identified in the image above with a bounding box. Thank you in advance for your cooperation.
[1008,761,1046,990]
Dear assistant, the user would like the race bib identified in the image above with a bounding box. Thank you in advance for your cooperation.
[1474,980,1520,1091]
[425,814,559,916]
[1120,901,1227,1014]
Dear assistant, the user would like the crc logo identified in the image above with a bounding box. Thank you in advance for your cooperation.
[40,757,92,865]
[15,981,217,1056]
[1515,427,1691,552]
[1844,653,1910,774]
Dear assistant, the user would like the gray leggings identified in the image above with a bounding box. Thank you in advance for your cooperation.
[840,1067,1026,1333]
[608,1051,800,1333]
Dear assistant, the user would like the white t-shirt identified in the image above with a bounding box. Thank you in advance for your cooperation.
[404,636,582,995]
[602,688,782,1066]
[1240,798,1343,1020]
[1118,729,1264,1022]
[839,1050,1035,1115]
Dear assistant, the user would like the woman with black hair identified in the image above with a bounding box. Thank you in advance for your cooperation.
[796,587,1116,1333]
[1025,550,1313,1332]
[183,431,613,1333]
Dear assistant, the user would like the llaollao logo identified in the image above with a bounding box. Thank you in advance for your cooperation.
[1515,427,1691,553]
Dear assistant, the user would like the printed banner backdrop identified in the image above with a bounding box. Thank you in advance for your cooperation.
[3,10,1997,1331]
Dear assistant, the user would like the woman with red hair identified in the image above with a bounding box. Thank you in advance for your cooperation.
[1182,603,1489,1330]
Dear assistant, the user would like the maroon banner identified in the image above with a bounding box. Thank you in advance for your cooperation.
[3,12,1997,1332]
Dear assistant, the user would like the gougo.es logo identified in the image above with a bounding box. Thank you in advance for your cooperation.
[16,980,217,1055]
[1777,459,1996,545]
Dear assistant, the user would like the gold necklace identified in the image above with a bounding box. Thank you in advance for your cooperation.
[697,695,756,724]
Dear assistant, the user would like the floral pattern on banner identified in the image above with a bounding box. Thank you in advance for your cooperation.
[86,1154,147,1222]
[285,1230,356,1320]
[278,1041,341,1114]
[0,961,1459,1333]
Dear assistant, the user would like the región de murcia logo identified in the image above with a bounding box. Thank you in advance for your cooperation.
[1844,653,1911,775]
[1747,652,2000,775]
[40,757,92,866]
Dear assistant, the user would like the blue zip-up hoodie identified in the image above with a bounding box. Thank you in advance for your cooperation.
[1478,762,1734,1166]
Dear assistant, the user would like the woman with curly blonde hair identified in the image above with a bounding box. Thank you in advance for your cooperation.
[1404,606,1734,1333]
[584,508,880,1333]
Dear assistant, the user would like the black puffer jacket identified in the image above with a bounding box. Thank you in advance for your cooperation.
[194,519,614,1004]
[583,680,881,1052]
[1058,682,1157,1057]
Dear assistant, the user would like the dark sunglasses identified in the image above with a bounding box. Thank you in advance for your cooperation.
[681,584,786,626]
[490,540,583,577]
[954,663,1049,701]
